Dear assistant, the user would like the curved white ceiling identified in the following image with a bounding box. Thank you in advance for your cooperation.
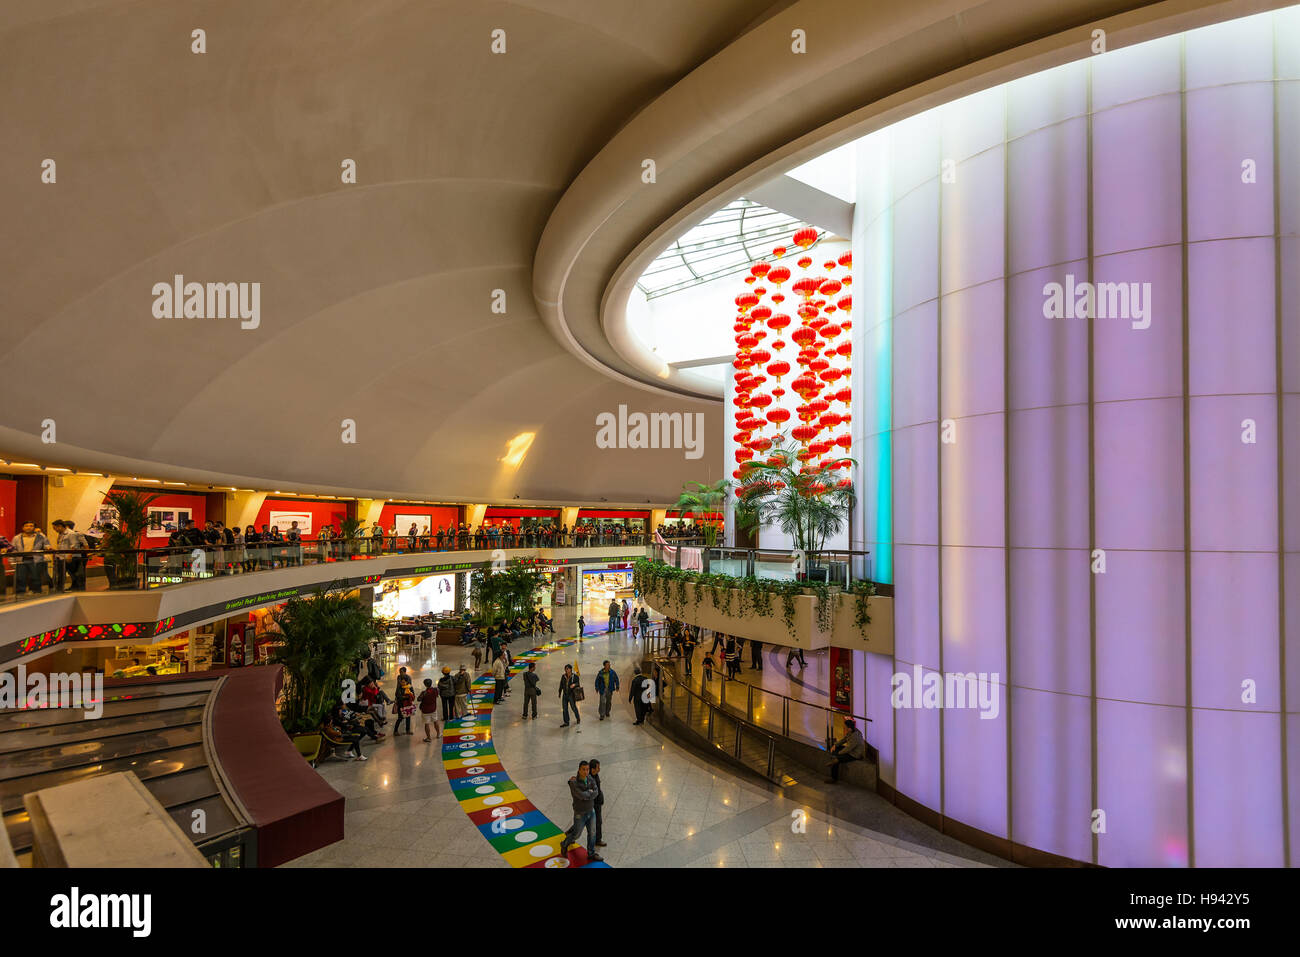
[1,0,1280,505]
[535,0,1287,400]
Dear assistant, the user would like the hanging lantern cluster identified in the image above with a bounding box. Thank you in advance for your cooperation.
[730,230,854,482]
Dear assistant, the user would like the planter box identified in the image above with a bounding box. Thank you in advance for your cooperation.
[641,579,893,654]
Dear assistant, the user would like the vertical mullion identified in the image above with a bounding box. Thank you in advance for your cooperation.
[1003,84,1015,851]
[936,130,946,825]
[1271,17,1291,869]
[1179,34,1196,870]
[1086,57,1100,868]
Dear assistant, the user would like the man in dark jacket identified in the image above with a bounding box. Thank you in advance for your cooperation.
[628,670,650,725]
[558,760,602,861]
[558,664,581,727]
[522,662,541,719]
[589,758,607,848]
[594,660,620,721]
[750,638,764,671]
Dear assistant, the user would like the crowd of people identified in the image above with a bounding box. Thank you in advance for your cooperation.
[0,519,93,596]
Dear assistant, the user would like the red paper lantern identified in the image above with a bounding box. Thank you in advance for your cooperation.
[793,227,818,249]
[767,313,791,332]
[836,294,852,314]
[791,424,819,444]
[838,251,852,268]
[736,293,759,312]
[735,449,754,463]
[791,326,818,346]
[771,293,785,304]
[751,262,771,279]
[748,392,773,409]
[750,306,772,323]
[820,323,842,339]
[819,412,842,429]
[750,348,772,366]
[835,433,853,450]
[766,408,791,426]
[767,266,790,285]
[820,279,842,297]
[766,359,790,380]
[792,277,822,300]
[772,246,787,258]
[836,341,852,358]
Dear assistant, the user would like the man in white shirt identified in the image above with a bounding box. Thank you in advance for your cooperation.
[8,522,50,596]
[51,520,88,591]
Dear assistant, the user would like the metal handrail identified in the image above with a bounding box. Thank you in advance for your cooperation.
[650,659,781,782]
[647,637,869,751]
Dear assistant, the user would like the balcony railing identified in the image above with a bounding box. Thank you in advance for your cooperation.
[649,542,872,587]
[642,624,870,753]
[0,531,653,605]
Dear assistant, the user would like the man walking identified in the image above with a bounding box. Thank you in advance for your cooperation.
[750,638,763,670]
[522,661,540,719]
[628,668,650,725]
[437,666,457,722]
[681,628,696,677]
[607,599,619,633]
[492,651,507,704]
[786,645,807,669]
[558,663,581,727]
[558,760,602,862]
[826,718,867,783]
[454,664,472,716]
[590,758,607,848]
[594,660,620,721]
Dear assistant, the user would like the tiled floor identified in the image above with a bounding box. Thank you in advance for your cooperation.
[284,608,999,869]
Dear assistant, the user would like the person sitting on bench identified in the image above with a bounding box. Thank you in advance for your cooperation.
[826,718,866,784]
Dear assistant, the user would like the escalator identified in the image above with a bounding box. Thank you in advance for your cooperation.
[0,678,247,866]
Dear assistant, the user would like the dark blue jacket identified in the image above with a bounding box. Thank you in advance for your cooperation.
[594,668,620,694]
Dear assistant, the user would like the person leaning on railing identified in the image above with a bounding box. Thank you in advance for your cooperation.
[7,522,50,596]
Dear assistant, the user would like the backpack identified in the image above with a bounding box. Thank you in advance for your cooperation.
[438,675,455,697]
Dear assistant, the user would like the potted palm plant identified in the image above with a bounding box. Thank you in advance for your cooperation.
[672,479,731,547]
[272,587,383,739]
[339,517,364,559]
[98,488,161,589]
[733,441,855,567]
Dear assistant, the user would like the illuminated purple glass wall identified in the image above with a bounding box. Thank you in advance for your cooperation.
[853,7,1298,867]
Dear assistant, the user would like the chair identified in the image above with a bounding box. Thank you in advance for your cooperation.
[292,732,325,767]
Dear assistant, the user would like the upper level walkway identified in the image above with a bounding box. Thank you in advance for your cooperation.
[0,540,652,669]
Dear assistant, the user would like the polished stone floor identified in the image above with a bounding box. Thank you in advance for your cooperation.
[284,608,1000,869]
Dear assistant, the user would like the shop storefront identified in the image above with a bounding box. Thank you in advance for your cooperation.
[371,573,457,619]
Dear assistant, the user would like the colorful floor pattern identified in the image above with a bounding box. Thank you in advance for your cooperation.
[440,635,610,868]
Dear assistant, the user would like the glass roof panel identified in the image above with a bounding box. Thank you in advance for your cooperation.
[635,199,813,300]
